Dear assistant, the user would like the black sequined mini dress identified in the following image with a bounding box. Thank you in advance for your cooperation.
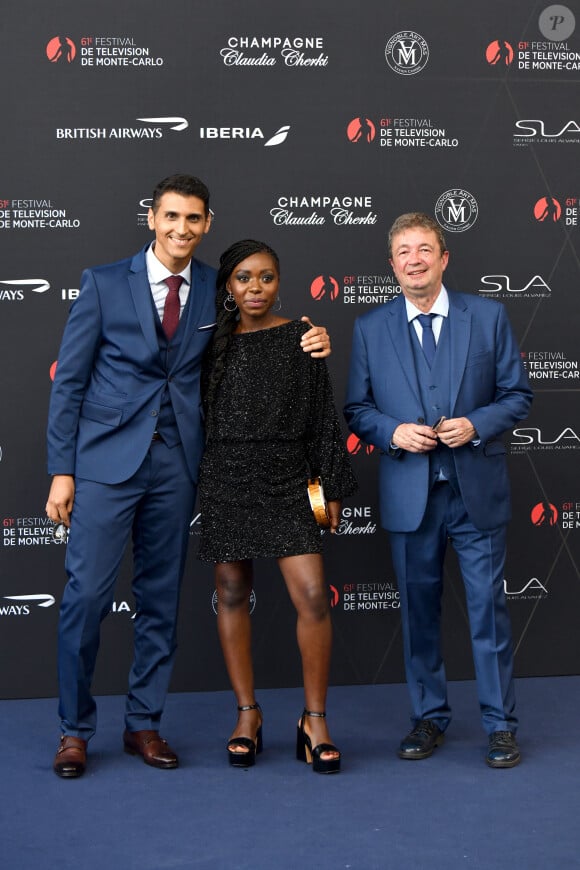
[198,320,357,562]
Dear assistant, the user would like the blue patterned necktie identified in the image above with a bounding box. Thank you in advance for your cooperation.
[417,313,436,367]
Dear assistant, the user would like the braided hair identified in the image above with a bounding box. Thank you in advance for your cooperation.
[203,239,280,434]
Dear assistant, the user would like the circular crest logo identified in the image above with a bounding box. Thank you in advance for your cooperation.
[310,275,339,301]
[534,197,562,221]
[385,31,429,76]
[435,188,478,233]
[347,117,376,143]
[46,36,77,63]
[485,40,514,66]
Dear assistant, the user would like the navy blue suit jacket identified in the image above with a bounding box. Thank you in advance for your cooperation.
[47,245,217,485]
[344,291,533,532]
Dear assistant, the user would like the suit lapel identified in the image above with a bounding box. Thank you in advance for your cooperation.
[385,290,472,411]
[447,291,471,412]
[172,258,211,370]
[128,246,160,357]
[386,297,421,402]
[128,248,215,370]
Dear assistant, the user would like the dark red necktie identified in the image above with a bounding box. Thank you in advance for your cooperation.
[161,275,183,340]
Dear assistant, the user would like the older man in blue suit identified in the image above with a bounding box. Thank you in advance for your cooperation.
[46,174,330,777]
[344,212,532,768]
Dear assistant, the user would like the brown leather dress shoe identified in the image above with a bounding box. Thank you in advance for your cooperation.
[122,729,178,769]
[53,735,87,778]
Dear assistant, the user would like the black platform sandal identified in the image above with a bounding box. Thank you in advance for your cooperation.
[296,709,341,774]
[227,703,263,768]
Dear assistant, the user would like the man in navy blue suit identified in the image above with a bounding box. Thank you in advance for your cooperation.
[344,212,532,768]
[46,174,330,777]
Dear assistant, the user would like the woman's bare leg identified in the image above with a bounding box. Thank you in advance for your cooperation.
[215,560,261,752]
[278,553,339,760]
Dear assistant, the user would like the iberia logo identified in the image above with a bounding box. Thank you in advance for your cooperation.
[46,37,77,63]
[310,275,339,301]
[485,40,514,65]
[347,433,375,456]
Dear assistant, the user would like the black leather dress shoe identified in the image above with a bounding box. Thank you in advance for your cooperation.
[398,719,444,760]
[53,735,87,778]
[486,731,520,768]
[123,729,178,769]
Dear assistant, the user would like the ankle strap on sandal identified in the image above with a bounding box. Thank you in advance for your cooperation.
[303,709,326,718]
[238,703,261,712]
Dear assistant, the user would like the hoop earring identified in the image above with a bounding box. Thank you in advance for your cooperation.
[273,294,282,312]
[224,293,238,312]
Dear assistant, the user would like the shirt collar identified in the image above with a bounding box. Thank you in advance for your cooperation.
[146,243,191,285]
[404,285,449,322]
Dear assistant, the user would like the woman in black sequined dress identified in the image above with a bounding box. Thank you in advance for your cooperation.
[199,239,356,773]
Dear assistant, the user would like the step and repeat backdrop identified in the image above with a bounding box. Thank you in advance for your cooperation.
[1,0,579,699]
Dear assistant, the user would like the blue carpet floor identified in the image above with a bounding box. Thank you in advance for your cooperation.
[1,677,578,870]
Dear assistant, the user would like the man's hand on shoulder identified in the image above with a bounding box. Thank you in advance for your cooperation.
[300,316,331,358]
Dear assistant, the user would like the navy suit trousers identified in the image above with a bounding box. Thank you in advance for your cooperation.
[389,481,518,735]
[58,441,196,740]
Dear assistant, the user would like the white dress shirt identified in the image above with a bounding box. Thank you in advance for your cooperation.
[146,243,191,322]
[405,285,449,346]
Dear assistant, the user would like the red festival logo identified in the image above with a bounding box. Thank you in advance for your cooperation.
[347,433,375,456]
[530,501,558,526]
[347,117,376,143]
[310,275,339,301]
[46,36,77,63]
[49,361,58,381]
[534,197,562,222]
[485,40,514,66]
[329,585,340,608]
